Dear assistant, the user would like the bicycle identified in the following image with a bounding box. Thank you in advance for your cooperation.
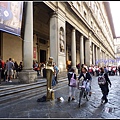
[77,79,91,107]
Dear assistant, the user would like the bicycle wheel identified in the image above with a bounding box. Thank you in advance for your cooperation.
[85,91,90,101]
[78,88,84,107]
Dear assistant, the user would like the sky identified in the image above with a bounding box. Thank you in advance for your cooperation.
[109,1,120,37]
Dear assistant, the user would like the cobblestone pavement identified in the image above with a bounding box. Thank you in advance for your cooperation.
[0,75,120,118]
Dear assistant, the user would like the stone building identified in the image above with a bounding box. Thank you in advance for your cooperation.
[0,1,116,83]
[114,37,120,66]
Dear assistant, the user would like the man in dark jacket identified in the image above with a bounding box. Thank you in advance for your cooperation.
[99,67,112,104]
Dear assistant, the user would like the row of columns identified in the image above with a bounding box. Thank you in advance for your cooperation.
[70,27,112,68]
[23,2,111,71]
[19,2,113,83]
[70,28,92,68]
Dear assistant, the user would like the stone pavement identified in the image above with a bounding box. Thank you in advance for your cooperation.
[0,75,120,118]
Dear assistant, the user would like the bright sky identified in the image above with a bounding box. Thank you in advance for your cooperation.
[109,1,120,37]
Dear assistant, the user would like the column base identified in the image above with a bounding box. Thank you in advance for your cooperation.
[18,70,37,84]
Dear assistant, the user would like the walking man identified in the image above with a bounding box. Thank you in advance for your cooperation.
[53,62,59,84]
[6,58,14,82]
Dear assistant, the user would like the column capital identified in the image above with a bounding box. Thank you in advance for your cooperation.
[88,31,92,37]
[72,28,76,32]
[50,11,58,18]
[80,34,84,39]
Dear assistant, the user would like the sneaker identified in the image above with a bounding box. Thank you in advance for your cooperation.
[101,99,104,104]
[71,98,75,101]
[89,92,92,96]
[9,80,12,82]
[68,97,71,102]
[105,99,108,103]
[83,93,86,98]
[6,80,8,82]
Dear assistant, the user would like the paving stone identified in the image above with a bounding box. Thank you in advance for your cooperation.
[0,76,120,118]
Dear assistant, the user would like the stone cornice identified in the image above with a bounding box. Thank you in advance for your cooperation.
[104,2,116,38]
[85,2,114,57]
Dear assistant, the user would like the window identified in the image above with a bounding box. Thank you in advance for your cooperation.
[39,38,46,44]
[97,29,99,34]
[91,21,93,28]
[94,26,96,32]
[78,3,80,12]
[84,11,87,19]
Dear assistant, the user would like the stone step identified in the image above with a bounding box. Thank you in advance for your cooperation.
[0,78,68,108]
[0,79,46,92]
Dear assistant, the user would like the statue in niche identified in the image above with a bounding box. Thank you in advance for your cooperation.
[60,28,64,52]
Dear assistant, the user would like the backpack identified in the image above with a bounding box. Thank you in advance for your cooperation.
[98,74,106,85]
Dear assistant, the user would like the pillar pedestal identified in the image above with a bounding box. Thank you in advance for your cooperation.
[18,70,37,84]
[18,2,37,83]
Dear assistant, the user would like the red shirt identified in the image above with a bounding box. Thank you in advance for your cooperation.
[1,60,5,69]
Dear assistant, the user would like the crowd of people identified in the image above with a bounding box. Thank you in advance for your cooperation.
[67,63,112,104]
[87,65,120,76]
[33,60,59,86]
[0,57,117,104]
[0,58,23,83]
[0,58,60,85]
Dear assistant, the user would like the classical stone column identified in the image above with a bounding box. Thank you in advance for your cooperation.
[80,35,84,65]
[105,53,107,66]
[85,38,92,66]
[66,46,69,61]
[95,46,98,65]
[18,2,37,84]
[71,28,76,69]
[98,47,102,67]
[50,12,58,64]
[103,52,105,66]
[50,11,66,72]
[92,43,95,65]
[107,55,109,65]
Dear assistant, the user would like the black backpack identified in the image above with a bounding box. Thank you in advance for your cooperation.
[98,74,106,85]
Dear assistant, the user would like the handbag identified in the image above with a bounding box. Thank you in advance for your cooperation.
[70,73,76,87]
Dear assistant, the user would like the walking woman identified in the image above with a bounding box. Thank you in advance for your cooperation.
[99,67,112,104]
[67,68,77,102]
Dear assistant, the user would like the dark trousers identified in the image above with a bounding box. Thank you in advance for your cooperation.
[0,70,1,84]
[109,71,111,76]
[96,70,99,76]
[55,74,58,83]
[4,71,7,81]
[100,85,109,102]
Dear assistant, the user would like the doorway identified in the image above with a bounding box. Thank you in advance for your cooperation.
[40,50,46,63]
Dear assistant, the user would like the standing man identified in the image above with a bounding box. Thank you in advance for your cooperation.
[6,58,14,82]
[53,62,59,84]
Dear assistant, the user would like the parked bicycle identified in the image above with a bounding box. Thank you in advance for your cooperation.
[77,79,91,107]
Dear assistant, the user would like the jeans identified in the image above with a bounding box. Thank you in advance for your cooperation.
[55,73,58,83]
[100,85,108,102]
[69,86,76,98]
[82,80,91,92]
